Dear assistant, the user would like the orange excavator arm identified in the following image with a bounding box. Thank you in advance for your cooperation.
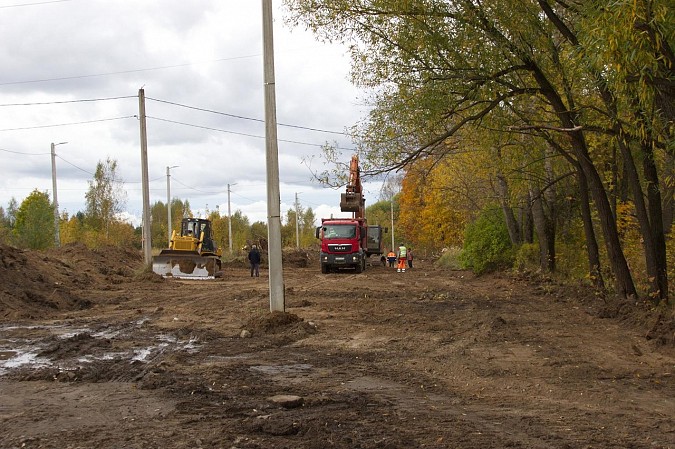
[340,154,366,218]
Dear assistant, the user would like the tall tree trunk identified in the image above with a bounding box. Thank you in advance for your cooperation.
[525,58,638,298]
[615,122,667,302]
[497,173,522,246]
[575,134,637,298]
[522,194,534,244]
[575,163,605,290]
[642,138,669,302]
[530,187,555,272]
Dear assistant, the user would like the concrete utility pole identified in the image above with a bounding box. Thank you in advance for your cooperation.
[50,141,67,247]
[262,0,285,312]
[139,88,152,265]
[227,183,236,253]
[295,192,300,248]
[166,165,178,247]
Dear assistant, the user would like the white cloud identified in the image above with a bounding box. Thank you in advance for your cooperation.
[0,0,380,231]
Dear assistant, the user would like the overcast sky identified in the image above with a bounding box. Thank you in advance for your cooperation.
[0,0,381,228]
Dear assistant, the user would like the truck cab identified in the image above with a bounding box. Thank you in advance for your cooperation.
[316,219,367,273]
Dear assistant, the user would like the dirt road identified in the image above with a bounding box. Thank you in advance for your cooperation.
[0,244,673,448]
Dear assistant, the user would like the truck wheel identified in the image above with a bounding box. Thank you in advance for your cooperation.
[321,264,329,274]
[354,262,363,274]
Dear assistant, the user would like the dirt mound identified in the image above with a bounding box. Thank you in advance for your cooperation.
[0,243,143,321]
[282,248,313,268]
[0,245,91,320]
[242,311,317,342]
[244,311,303,333]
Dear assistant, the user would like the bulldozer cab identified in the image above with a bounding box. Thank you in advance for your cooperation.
[177,218,217,252]
[153,217,222,279]
[181,219,204,239]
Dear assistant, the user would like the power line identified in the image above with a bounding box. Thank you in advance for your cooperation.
[0,115,136,132]
[171,177,229,195]
[0,96,136,107]
[55,155,94,176]
[0,0,74,8]
[147,115,354,150]
[0,147,49,155]
[0,55,260,86]
[0,95,351,140]
[147,97,348,135]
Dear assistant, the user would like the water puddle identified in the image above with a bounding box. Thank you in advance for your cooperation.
[0,320,201,376]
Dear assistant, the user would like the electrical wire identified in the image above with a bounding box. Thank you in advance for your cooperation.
[55,155,94,176]
[0,95,352,141]
[0,55,260,86]
[0,115,136,132]
[146,115,354,150]
[0,0,73,8]
[0,147,49,155]
[0,96,136,107]
[146,97,348,135]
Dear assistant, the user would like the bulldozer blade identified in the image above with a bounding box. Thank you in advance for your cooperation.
[340,193,361,212]
[152,253,221,279]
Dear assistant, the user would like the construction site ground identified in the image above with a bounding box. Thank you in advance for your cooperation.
[0,243,673,449]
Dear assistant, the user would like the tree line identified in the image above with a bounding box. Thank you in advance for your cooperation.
[0,158,319,255]
[285,0,673,304]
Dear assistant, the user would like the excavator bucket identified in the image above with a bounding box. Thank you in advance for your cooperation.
[152,250,222,279]
[340,193,361,212]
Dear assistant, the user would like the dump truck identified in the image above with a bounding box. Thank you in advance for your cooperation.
[152,217,222,279]
[316,155,386,273]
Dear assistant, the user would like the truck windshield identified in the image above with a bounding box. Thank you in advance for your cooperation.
[323,225,356,239]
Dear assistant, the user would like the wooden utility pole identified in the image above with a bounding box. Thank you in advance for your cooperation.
[262,0,285,312]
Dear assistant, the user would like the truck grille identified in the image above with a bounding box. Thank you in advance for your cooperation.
[328,244,352,252]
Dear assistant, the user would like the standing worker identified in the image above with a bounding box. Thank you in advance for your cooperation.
[387,249,397,267]
[397,243,407,273]
[248,244,261,277]
[407,247,414,269]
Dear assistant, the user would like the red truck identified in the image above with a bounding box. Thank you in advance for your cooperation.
[315,155,386,273]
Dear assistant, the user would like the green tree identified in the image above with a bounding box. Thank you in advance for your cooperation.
[284,0,675,300]
[84,158,127,241]
[150,198,192,249]
[14,190,54,249]
[460,207,513,275]
[0,203,16,245]
[281,205,317,248]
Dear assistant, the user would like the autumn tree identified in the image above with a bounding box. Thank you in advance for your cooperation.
[0,200,18,245]
[60,212,85,246]
[281,205,317,248]
[285,0,672,301]
[84,158,127,243]
[14,190,54,249]
[150,198,192,249]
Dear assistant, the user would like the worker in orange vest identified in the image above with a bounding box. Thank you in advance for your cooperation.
[397,244,407,273]
[386,249,396,267]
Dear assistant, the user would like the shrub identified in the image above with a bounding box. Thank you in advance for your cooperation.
[435,246,463,269]
[514,242,540,272]
[459,207,513,275]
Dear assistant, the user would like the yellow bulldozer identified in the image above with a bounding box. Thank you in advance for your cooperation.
[152,217,222,279]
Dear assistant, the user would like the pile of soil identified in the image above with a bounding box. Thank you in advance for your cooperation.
[0,243,143,321]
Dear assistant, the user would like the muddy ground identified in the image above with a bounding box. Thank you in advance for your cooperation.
[0,243,673,449]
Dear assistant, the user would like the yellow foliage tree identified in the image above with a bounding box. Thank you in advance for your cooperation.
[399,147,493,253]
